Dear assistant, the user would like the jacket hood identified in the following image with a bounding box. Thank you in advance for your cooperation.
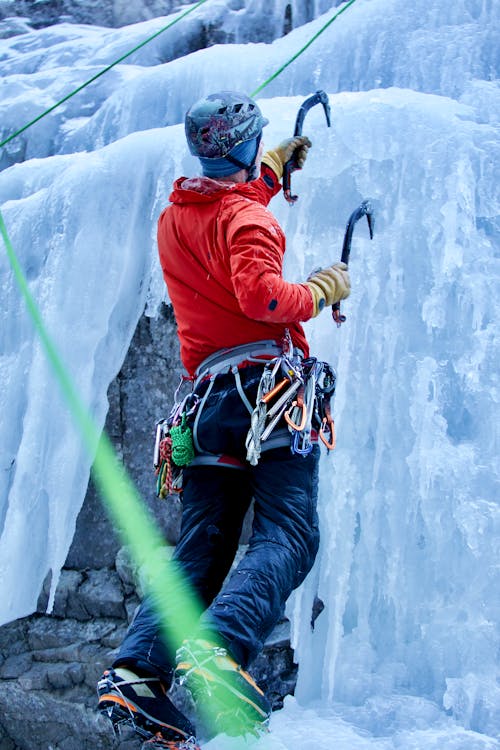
[169,176,239,205]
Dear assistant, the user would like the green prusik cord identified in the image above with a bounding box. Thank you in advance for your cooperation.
[250,0,358,97]
[0,0,210,150]
[171,414,195,466]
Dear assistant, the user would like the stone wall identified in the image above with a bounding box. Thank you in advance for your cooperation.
[0,305,298,750]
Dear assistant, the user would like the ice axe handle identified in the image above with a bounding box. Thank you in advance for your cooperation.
[332,200,374,326]
[283,90,331,204]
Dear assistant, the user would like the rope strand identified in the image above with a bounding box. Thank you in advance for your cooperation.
[1,0,359,151]
[0,0,210,150]
[250,0,358,97]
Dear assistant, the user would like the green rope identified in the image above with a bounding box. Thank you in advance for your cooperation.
[0,0,210,150]
[0,0,359,150]
[250,0,358,97]
[0,206,242,735]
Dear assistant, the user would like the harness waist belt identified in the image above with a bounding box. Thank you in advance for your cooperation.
[194,339,303,384]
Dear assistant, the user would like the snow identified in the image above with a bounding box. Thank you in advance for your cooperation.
[0,0,499,747]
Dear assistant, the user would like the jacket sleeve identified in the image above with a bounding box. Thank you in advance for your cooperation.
[226,204,314,323]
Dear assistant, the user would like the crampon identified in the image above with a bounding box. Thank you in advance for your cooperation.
[175,639,271,737]
[97,667,200,749]
[142,732,201,749]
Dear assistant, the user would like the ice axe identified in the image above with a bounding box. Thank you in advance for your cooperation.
[283,90,331,204]
[332,199,375,326]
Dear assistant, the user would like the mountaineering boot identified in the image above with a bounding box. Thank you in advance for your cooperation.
[97,667,199,747]
[175,639,271,736]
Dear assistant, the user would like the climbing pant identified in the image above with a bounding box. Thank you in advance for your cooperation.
[114,364,320,682]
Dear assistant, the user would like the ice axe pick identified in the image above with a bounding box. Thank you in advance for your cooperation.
[283,90,331,204]
[332,199,375,326]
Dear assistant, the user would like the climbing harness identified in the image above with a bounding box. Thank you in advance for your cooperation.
[153,333,338,492]
[153,340,287,497]
[332,199,375,326]
[283,90,331,204]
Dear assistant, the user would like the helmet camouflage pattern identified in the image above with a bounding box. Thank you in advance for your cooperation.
[185,91,269,159]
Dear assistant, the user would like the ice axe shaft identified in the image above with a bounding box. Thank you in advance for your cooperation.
[332,200,374,326]
[283,90,331,204]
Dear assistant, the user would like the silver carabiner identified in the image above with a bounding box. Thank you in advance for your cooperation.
[153,419,169,469]
[261,400,290,441]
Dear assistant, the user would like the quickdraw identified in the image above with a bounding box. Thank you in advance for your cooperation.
[245,333,305,465]
[290,358,337,457]
[312,362,337,450]
[154,393,199,498]
[245,334,337,465]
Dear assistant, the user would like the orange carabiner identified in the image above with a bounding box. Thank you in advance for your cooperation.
[319,416,336,450]
[284,400,308,431]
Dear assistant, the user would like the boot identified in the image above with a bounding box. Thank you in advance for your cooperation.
[97,666,199,747]
[175,639,271,736]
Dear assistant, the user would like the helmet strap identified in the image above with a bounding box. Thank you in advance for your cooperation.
[225,134,262,182]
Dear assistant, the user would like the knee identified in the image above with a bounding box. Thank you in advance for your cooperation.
[292,526,319,588]
[253,526,319,592]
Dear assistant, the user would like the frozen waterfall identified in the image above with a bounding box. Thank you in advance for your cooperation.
[0,0,498,746]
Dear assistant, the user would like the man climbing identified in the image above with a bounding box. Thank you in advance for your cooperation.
[97,91,350,749]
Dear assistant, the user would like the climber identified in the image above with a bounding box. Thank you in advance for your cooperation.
[97,91,350,749]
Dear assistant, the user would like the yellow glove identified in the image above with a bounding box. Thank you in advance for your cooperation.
[261,136,312,181]
[306,262,351,317]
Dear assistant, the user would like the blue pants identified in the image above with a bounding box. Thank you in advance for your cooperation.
[114,366,320,683]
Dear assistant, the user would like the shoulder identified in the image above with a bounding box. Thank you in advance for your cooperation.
[220,190,280,226]
[220,197,284,251]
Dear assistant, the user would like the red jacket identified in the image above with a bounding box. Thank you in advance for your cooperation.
[157,165,314,376]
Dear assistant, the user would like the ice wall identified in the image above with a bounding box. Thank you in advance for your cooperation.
[280,90,499,736]
[1,1,494,166]
[0,0,498,739]
[0,131,178,620]
[0,0,341,37]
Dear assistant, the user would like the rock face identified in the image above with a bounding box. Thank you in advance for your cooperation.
[0,305,298,749]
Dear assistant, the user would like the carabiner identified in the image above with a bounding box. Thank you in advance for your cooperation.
[284,400,308,431]
[319,415,336,450]
[292,429,313,456]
